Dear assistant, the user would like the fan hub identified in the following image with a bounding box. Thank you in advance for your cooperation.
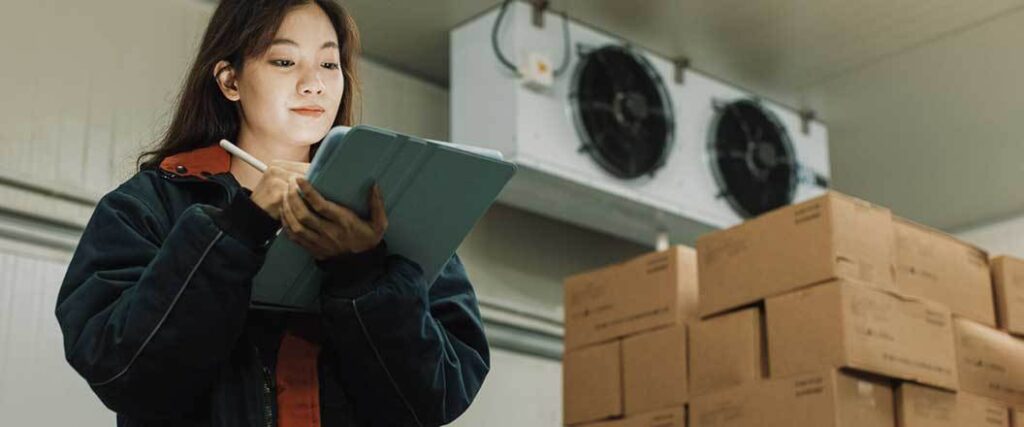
[568,44,675,179]
[707,99,798,218]
[613,91,650,125]
[749,141,778,176]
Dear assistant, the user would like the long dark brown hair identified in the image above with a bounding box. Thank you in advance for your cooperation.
[137,0,361,171]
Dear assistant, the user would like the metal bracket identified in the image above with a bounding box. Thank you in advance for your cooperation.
[799,109,817,135]
[673,57,690,85]
[530,0,549,28]
[575,42,593,58]
[711,98,726,112]
[655,231,670,251]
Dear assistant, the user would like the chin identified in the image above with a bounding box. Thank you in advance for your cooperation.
[289,128,331,145]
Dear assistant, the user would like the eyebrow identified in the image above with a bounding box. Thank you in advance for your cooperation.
[269,38,339,50]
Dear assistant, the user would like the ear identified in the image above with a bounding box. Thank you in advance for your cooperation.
[213,60,241,101]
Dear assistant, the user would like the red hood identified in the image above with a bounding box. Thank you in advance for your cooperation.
[159,144,231,180]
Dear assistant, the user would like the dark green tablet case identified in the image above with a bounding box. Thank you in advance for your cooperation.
[249,125,517,312]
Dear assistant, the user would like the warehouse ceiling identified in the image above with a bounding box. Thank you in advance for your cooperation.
[342,0,1024,231]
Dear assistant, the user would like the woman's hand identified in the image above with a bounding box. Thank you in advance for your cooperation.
[249,160,309,220]
[280,177,388,261]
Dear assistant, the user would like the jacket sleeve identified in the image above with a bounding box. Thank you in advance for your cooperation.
[54,180,279,419]
[316,246,491,426]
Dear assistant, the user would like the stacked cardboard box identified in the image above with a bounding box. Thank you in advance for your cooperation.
[952,318,1024,406]
[690,369,894,427]
[993,255,1024,336]
[765,280,958,390]
[897,382,1009,427]
[562,191,1024,426]
[563,246,698,425]
[583,408,685,427]
[892,218,995,326]
[696,192,895,318]
[688,307,765,396]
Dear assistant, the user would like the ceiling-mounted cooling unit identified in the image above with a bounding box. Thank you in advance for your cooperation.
[450,1,830,245]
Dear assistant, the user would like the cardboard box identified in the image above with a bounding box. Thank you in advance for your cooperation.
[897,382,1009,427]
[697,192,894,317]
[622,324,687,415]
[564,340,622,425]
[564,246,698,350]
[993,256,1024,336]
[766,279,959,390]
[690,369,893,427]
[893,217,995,326]
[953,317,1024,406]
[580,407,685,427]
[690,307,766,396]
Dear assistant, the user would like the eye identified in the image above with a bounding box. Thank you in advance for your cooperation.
[270,59,294,67]
[322,62,341,70]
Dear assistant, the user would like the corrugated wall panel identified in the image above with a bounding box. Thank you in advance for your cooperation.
[0,247,113,424]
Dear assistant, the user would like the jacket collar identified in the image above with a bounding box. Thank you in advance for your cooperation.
[158,144,231,181]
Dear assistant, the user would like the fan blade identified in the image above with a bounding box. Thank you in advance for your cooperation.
[579,101,616,113]
[716,149,747,160]
[592,51,627,93]
[773,156,796,166]
[646,108,668,119]
[724,103,756,144]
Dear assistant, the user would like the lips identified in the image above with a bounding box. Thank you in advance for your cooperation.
[292,109,323,117]
[291,106,325,117]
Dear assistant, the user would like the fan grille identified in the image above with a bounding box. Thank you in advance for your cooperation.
[569,45,674,179]
[707,99,797,218]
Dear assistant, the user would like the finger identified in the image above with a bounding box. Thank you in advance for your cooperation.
[284,185,338,255]
[303,184,362,226]
[282,199,332,255]
[281,187,311,237]
[294,179,350,250]
[283,222,330,258]
[368,183,388,235]
[296,178,335,220]
[287,179,328,232]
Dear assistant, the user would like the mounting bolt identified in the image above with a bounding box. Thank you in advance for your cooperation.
[799,109,817,135]
[655,231,670,251]
[673,57,690,85]
[530,0,549,28]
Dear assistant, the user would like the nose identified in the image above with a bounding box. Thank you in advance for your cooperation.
[298,68,325,95]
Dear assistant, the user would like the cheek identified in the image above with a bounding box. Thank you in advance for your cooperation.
[239,77,291,122]
[326,73,345,114]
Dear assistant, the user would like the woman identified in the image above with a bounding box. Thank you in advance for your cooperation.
[54,0,489,425]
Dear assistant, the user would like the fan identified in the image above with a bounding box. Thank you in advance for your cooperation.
[707,98,798,218]
[569,44,675,179]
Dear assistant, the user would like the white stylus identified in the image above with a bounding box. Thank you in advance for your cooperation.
[219,139,268,173]
[220,138,314,210]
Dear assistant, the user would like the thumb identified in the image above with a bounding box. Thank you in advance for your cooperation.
[368,183,388,235]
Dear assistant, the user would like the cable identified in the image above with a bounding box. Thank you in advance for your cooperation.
[491,0,519,74]
[491,0,572,78]
[553,8,571,77]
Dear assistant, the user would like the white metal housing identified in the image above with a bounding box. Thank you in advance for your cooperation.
[450,1,830,246]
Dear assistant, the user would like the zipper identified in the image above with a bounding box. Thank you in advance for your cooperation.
[159,171,237,207]
[210,173,236,205]
[253,343,275,427]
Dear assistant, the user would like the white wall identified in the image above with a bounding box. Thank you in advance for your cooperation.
[0,242,113,424]
[956,214,1024,257]
[0,0,649,425]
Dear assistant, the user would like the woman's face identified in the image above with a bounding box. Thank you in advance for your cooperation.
[226,3,345,148]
